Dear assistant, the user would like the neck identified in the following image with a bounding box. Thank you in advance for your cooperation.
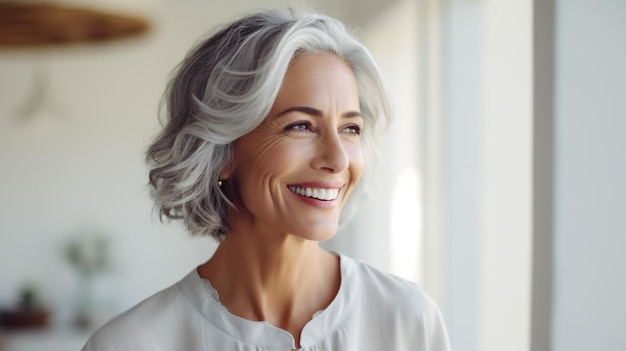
[197,222,340,348]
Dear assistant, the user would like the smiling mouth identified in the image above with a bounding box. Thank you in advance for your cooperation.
[288,186,340,201]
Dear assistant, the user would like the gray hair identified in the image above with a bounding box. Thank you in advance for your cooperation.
[146,8,391,240]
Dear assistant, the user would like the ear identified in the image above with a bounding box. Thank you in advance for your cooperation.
[219,158,235,180]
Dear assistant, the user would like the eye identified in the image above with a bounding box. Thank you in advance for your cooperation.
[286,121,314,132]
[342,124,362,135]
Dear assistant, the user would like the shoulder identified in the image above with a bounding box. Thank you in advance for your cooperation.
[343,256,451,350]
[348,257,436,314]
[82,272,196,351]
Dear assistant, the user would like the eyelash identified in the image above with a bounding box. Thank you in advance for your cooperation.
[285,122,362,136]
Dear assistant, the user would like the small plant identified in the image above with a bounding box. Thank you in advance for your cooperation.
[64,232,111,277]
[18,284,38,309]
[63,229,112,329]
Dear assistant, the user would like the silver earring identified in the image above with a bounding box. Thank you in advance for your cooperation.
[218,179,223,187]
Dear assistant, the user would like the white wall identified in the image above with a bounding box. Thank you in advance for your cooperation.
[440,1,483,350]
[552,1,626,350]
[434,1,533,350]
[480,1,533,350]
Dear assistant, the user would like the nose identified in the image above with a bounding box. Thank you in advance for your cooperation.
[312,132,350,174]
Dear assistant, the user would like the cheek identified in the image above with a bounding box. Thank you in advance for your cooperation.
[237,138,299,188]
[347,143,365,182]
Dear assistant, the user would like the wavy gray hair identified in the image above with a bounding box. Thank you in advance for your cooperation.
[146,8,391,240]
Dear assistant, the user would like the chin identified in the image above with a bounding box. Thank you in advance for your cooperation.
[309,231,337,242]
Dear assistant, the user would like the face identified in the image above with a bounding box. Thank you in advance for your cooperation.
[227,54,364,241]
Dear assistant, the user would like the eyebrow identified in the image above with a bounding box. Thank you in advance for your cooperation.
[274,106,363,119]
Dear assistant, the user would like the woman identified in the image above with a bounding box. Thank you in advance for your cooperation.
[83,9,450,351]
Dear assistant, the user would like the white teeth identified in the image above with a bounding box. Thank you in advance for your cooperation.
[289,186,339,201]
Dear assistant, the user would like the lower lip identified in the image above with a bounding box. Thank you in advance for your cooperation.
[289,190,340,208]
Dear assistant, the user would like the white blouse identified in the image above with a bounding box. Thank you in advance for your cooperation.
[82,254,450,350]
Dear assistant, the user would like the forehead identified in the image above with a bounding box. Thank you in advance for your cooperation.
[271,53,360,109]
[284,53,354,80]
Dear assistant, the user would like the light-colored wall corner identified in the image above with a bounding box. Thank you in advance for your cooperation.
[531,0,555,350]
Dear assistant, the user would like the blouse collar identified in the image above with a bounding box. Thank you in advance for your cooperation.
[177,253,358,349]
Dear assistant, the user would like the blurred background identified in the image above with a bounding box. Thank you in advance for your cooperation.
[0,0,624,350]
